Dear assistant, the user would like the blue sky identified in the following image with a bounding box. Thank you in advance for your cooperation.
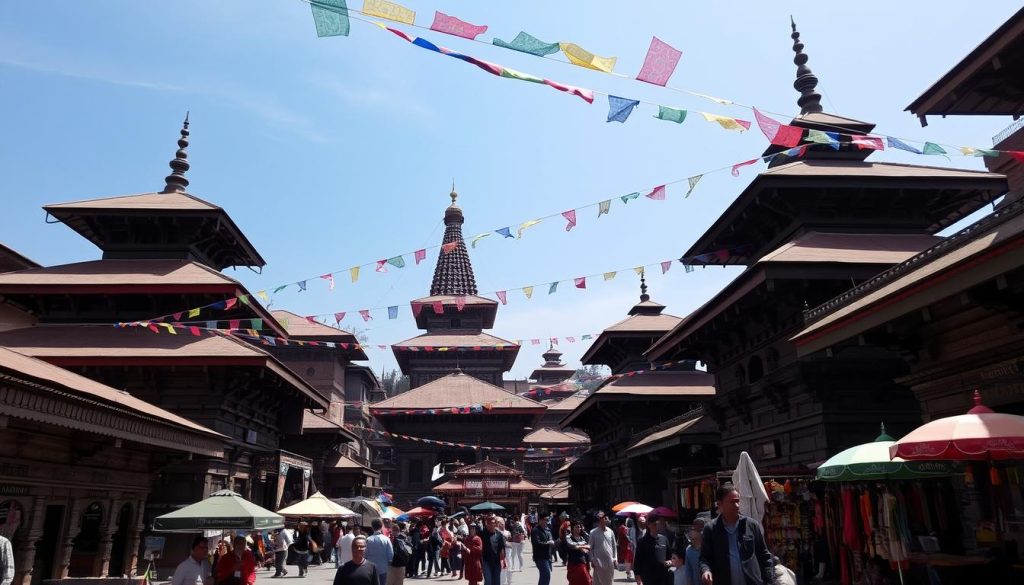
[1,1,1019,379]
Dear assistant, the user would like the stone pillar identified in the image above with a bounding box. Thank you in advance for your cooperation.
[58,497,85,579]
[125,497,146,577]
[94,497,123,576]
[12,495,47,585]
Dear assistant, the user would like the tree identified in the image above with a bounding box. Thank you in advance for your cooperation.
[382,369,410,397]
[574,365,609,391]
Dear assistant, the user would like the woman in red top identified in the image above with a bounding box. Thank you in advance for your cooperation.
[615,520,630,567]
[216,535,257,585]
[460,524,484,585]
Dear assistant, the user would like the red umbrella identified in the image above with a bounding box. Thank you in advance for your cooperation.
[650,506,677,519]
[404,506,437,518]
[891,390,1024,460]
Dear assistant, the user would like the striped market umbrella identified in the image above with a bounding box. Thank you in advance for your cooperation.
[817,424,956,481]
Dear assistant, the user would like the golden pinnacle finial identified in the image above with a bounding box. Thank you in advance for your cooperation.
[450,179,458,206]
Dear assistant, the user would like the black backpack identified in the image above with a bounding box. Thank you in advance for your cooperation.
[392,536,412,567]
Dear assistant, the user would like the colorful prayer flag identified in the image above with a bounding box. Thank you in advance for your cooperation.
[429,11,487,40]
[973,148,999,157]
[634,267,645,275]
[238,295,251,306]
[523,286,534,299]
[886,137,921,154]
[685,175,702,198]
[805,129,836,147]
[471,233,491,248]
[560,43,617,73]
[310,0,350,37]
[517,219,541,239]
[574,277,586,289]
[620,192,640,204]
[731,159,758,177]
[852,135,884,151]
[360,309,372,321]
[607,96,640,123]
[636,36,682,86]
[692,92,732,105]
[273,285,288,294]
[455,296,467,311]
[321,273,335,290]
[305,316,317,325]
[753,108,803,147]
[542,79,594,103]
[432,301,444,314]
[388,306,399,319]
[229,319,241,330]
[923,142,948,156]
[412,303,423,317]
[562,210,577,231]
[531,339,541,346]
[251,318,262,330]
[1009,151,1024,163]
[493,31,560,56]
[701,112,751,131]
[161,323,176,335]
[598,200,611,216]
[682,263,694,273]
[582,334,592,340]
[646,185,666,200]
[567,336,576,343]
[375,260,388,273]
[661,260,672,274]
[296,281,307,292]
[499,68,544,83]
[414,249,427,264]
[334,312,346,324]
[189,326,201,336]
[654,106,687,124]
[188,308,201,318]
[548,282,558,294]
[496,227,513,238]
[350,266,360,283]
[256,290,269,302]
[603,271,617,281]
[225,298,237,310]
[362,0,415,25]
[387,255,406,268]
[496,290,507,305]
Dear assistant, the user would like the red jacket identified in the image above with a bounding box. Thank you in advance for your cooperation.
[216,550,257,585]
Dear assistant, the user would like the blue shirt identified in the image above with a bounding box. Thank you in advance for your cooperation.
[724,522,743,585]
[365,532,393,576]
[684,545,701,585]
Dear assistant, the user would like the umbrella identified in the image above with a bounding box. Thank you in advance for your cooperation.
[154,490,284,532]
[277,492,358,518]
[891,391,1024,460]
[404,506,437,518]
[469,502,505,512]
[650,506,677,519]
[611,501,639,512]
[732,451,769,523]
[417,496,447,510]
[614,503,653,517]
[817,424,957,481]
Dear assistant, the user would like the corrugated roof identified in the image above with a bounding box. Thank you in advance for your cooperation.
[370,372,545,411]
[0,259,239,287]
[523,427,589,445]
[759,232,944,264]
[44,191,221,211]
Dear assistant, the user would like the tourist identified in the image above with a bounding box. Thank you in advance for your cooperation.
[460,524,484,585]
[588,512,615,585]
[388,522,412,585]
[339,524,357,569]
[294,522,312,577]
[321,519,333,564]
[479,516,506,585]
[212,539,230,576]
[408,521,423,578]
[451,526,465,580]
[271,527,292,578]
[634,516,671,585]
[557,514,571,567]
[427,521,443,577]
[508,517,526,572]
[439,521,453,576]
[615,519,632,580]
[310,521,325,566]
[331,521,343,566]
[418,521,431,575]
[670,552,684,585]
[682,520,704,585]
[530,514,556,585]
[699,485,773,585]
[498,518,512,585]
[565,520,591,585]
[215,535,256,585]
[335,536,380,585]
[365,519,394,585]
[172,536,211,585]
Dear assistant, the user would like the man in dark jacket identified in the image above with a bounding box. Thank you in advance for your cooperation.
[700,485,774,585]
[479,516,506,585]
[633,515,671,585]
[531,514,557,585]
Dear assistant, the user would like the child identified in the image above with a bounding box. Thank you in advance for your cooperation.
[682,519,704,585]
[670,551,685,585]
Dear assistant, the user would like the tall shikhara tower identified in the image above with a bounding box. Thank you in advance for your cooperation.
[390,188,520,388]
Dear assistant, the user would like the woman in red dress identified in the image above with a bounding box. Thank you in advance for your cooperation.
[461,523,484,585]
[615,519,630,568]
[565,520,592,585]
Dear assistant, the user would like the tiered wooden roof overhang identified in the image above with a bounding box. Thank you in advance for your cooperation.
[369,372,545,420]
[559,370,715,431]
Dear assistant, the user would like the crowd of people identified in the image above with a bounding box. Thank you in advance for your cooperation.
[170,485,791,585]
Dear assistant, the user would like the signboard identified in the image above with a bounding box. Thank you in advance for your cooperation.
[143,536,165,560]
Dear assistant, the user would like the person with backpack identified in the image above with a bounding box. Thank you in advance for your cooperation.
[387,522,412,585]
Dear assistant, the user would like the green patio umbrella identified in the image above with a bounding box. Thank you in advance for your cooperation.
[154,489,285,532]
[469,501,505,512]
[816,424,957,482]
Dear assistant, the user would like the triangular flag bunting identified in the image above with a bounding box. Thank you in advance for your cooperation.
[496,291,507,305]
[388,306,399,320]
[561,210,577,231]
[607,95,640,123]
[685,175,702,198]
[296,281,307,292]
[548,282,559,294]
[654,106,687,124]
[574,277,586,289]
[661,261,673,274]
[256,290,269,302]
[321,274,335,290]
[620,192,640,204]
[701,112,751,131]
[923,142,948,156]
[523,286,534,299]
[496,227,513,238]
[731,159,758,177]
[359,310,372,321]
[646,185,666,200]
[517,219,541,239]
[375,260,388,272]
[471,233,491,248]
[598,200,611,216]
[387,255,406,268]
[334,312,346,324]
[887,137,922,154]
[603,271,617,281]
[349,266,360,283]
[414,249,427,264]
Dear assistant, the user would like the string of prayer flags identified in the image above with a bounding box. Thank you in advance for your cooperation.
[1010,151,1024,163]
[541,79,594,104]
[636,37,682,86]
[297,280,307,292]
[634,267,645,275]
[548,282,559,294]
[923,142,948,156]
[256,290,269,302]
[321,274,335,290]
[429,11,487,40]
[562,210,577,231]
[753,108,803,147]
[598,200,611,216]
[655,106,687,124]
[701,112,751,132]
[224,298,238,310]
[496,227,513,238]
[441,241,459,253]
[574,277,586,289]
[305,316,318,325]
[972,148,999,157]
[806,129,839,149]
[517,219,542,239]
[685,175,702,198]
[414,249,427,264]
[852,135,885,151]
[621,192,640,204]
[661,260,673,274]
[523,286,534,299]
[646,185,666,200]
[431,301,444,314]
[779,145,810,159]
[470,233,491,248]
[493,31,560,56]
[455,296,467,311]
[310,0,350,37]
[387,255,406,268]
[188,308,201,318]
[731,159,758,177]
[388,306,399,319]
[603,271,617,281]
[496,291,507,305]
[363,0,415,25]
[335,312,346,324]
[692,92,733,106]
[350,266,360,283]
[360,309,373,321]
[375,260,388,272]
[682,263,694,273]
[607,96,640,123]
[560,43,617,73]
[887,137,922,154]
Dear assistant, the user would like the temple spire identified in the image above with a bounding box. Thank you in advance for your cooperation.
[430,186,478,296]
[162,113,191,193]
[790,17,823,115]
[639,270,650,302]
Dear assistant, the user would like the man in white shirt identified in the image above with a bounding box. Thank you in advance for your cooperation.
[337,524,357,568]
[1,534,14,585]
[272,527,293,578]
[589,511,616,585]
[171,537,211,585]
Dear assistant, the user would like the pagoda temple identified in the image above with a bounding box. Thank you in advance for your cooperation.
[644,20,1009,471]
[370,190,546,508]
